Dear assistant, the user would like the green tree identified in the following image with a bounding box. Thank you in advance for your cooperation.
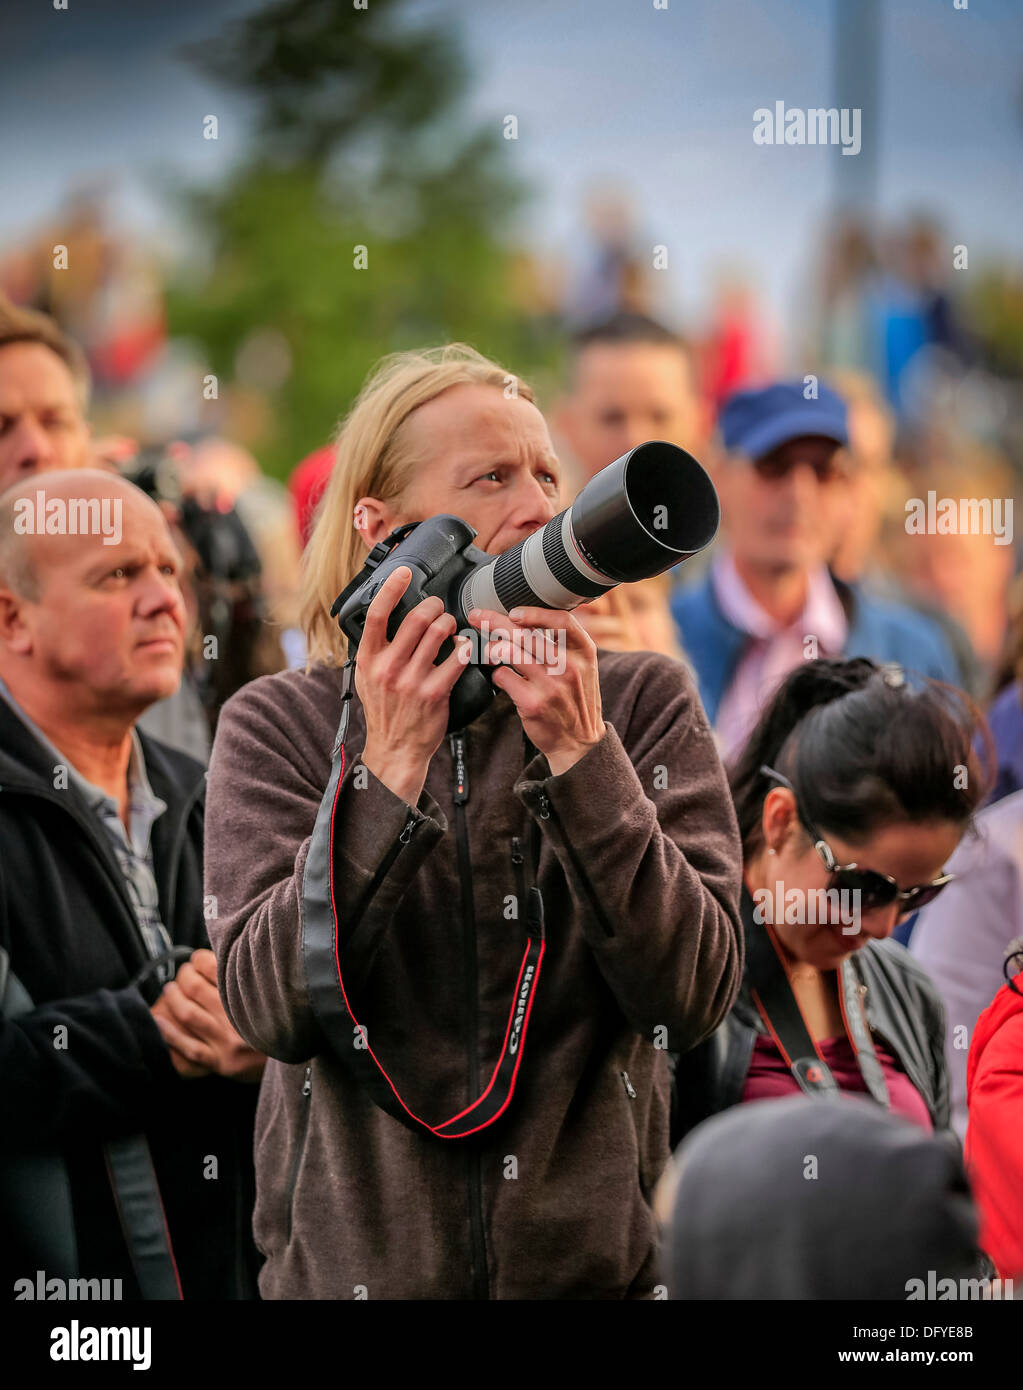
[168,0,555,478]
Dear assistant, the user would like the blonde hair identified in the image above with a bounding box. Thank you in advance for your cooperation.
[300,343,535,665]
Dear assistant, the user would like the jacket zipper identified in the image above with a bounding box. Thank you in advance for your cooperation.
[352,808,418,917]
[510,836,527,920]
[449,730,489,1301]
[338,808,419,979]
[530,788,616,938]
[621,1069,637,1099]
[284,1065,312,1244]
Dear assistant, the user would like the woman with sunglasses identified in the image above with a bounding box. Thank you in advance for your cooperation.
[672,656,991,1141]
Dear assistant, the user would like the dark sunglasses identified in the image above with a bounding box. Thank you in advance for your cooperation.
[751,449,849,484]
[760,766,955,915]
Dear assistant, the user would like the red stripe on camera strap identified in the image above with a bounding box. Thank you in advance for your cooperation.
[302,663,546,1139]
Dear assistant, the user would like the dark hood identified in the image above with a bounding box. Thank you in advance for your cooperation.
[664,1094,978,1299]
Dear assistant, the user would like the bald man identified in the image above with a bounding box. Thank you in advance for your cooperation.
[0,471,263,1301]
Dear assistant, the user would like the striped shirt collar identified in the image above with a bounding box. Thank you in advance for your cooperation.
[0,675,166,854]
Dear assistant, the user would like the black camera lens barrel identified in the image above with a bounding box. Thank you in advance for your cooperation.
[459,440,719,620]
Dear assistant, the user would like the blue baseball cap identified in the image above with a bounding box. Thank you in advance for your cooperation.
[720,381,848,460]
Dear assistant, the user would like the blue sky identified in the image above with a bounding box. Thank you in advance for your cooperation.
[1,0,1020,353]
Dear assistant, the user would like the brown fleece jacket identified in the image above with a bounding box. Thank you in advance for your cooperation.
[204,651,742,1299]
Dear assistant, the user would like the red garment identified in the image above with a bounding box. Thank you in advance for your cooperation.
[288,445,335,547]
[742,1032,933,1132]
[90,315,166,385]
[965,975,1023,1279]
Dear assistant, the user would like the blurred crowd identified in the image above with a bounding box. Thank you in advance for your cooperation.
[4,196,1019,754]
[2,190,1023,1303]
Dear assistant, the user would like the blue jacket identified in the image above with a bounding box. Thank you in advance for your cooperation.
[986,680,1023,807]
[672,570,963,727]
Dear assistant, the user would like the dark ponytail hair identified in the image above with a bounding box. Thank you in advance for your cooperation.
[729,658,994,859]
[1004,940,1023,998]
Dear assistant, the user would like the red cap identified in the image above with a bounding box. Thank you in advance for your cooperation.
[289,445,335,548]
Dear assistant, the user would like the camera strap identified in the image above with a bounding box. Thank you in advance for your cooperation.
[744,889,889,1107]
[303,660,546,1140]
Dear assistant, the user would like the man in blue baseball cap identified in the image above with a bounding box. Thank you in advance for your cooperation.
[672,379,961,758]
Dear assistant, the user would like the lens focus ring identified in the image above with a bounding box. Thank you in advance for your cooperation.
[541,520,610,600]
[492,546,545,612]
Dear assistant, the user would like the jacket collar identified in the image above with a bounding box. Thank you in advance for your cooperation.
[712,552,849,651]
[828,571,858,627]
[675,574,747,724]
[0,692,203,820]
[0,696,204,946]
[676,568,861,725]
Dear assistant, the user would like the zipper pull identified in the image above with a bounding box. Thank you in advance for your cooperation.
[399,810,418,844]
[621,1070,637,1100]
[536,790,550,820]
[510,835,524,865]
[302,1065,312,1097]
[450,732,469,805]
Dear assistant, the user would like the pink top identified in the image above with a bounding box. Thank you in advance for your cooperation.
[712,549,848,760]
[741,1032,934,1132]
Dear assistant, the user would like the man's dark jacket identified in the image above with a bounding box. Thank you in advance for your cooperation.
[671,890,951,1144]
[0,699,260,1299]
